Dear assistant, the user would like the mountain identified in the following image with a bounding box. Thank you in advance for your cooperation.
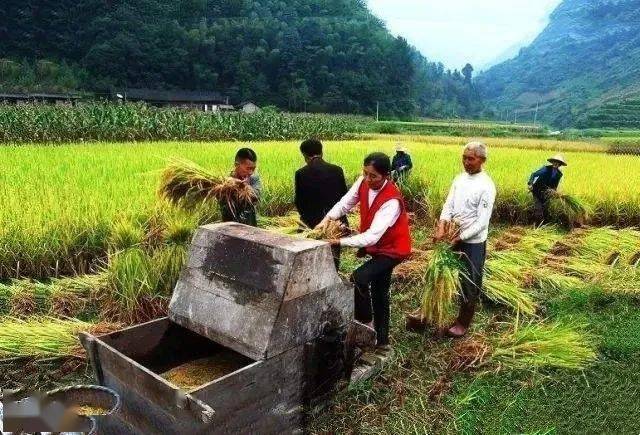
[477,0,640,128]
[0,0,481,118]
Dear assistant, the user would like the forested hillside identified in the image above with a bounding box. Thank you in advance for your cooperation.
[0,0,481,118]
[478,0,640,128]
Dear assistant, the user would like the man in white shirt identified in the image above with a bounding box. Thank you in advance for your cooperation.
[437,141,496,337]
[318,152,412,349]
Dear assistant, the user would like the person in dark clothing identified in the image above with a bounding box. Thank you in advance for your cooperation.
[528,154,567,224]
[219,148,261,226]
[391,144,413,182]
[295,139,348,268]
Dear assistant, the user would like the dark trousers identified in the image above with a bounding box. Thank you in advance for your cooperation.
[451,242,486,328]
[454,242,487,304]
[351,255,401,346]
[532,191,550,224]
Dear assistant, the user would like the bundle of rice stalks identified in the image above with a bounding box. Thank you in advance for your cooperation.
[0,317,117,359]
[303,220,346,241]
[547,192,589,228]
[49,274,108,317]
[419,243,465,328]
[490,321,597,370]
[0,275,105,318]
[529,270,584,293]
[483,280,537,316]
[158,158,256,215]
[211,177,257,215]
[158,158,224,207]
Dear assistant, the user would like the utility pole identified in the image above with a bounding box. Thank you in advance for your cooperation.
[514,110,518,124]
[376,101,379,122]
[533,102,539,127]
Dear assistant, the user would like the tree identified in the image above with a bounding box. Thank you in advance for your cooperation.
[462,63,474,84]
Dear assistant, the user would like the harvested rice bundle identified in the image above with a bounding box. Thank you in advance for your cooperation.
[49,274,107,317]
[211,177,257,217]
[483,280,537,316]
[0,317,117,359]
[303,220,346,241]
[419,243,465,329]
[158,158,256,214]
[490,321,596,370]
[547,192,589,228]
[529,270,584,293]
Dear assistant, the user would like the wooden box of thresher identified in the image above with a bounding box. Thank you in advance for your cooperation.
[80,222,373,434]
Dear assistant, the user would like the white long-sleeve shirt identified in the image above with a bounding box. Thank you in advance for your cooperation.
[440,171,496,243]
[326,176,401,248]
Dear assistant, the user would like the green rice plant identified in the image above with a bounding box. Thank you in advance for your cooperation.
[548,193,590,228]
[109,218,145,251]
[483,280,538,316]
[419,243,465,328]
[1,139,640,281]
[490,321,597,370]
[104,247,158,323]
[161,210,198,246]
[0,317,117,359]
[151,245,188,296]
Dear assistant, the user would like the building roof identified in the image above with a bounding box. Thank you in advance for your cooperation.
[0,92,80,99]
[116,88,227,103]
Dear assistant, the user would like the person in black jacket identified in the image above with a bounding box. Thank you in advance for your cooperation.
[295,138,348,268]
[527,154,567,224]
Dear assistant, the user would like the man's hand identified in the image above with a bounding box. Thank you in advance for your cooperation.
[449,235,462,245]
[433,220,447,242]
[527,184,533,192]
[328,239,341,246]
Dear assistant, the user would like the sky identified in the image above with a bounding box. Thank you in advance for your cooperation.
[367,0,562,71]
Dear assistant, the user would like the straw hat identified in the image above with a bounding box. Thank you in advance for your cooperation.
[547,154,567,166]
[394,143,407,152]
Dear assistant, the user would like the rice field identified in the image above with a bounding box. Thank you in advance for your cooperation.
[1,134,639,432]
[1,136,639,279]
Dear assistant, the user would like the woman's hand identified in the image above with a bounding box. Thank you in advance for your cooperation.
[315,217,330,230]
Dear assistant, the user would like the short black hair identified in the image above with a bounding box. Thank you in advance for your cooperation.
[363,152,391,176]
[300,138,323,157]
[235,147,257,163]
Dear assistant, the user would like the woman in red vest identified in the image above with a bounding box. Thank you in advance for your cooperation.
[317,152,412,350]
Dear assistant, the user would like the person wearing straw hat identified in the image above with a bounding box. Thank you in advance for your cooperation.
[391,143,413,182]
[528,154,567,224]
